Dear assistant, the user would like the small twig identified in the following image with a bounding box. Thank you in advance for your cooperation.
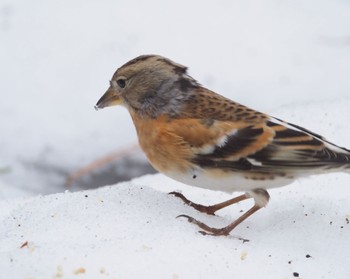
[65,143,140,187]
[20,241,28,249]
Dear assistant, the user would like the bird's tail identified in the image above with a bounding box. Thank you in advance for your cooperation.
[323,143,350,173]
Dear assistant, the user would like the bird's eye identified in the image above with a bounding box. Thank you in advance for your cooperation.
[117,78,126,88]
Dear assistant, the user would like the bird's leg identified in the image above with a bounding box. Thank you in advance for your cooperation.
[169,191,249,215]
[177,189,270,236]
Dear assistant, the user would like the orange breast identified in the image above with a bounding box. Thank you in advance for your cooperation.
[130,113,194,173]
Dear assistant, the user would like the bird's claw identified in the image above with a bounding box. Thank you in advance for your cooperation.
[176,214,194,222]
[176,214,249,242]
[169,192,217,215]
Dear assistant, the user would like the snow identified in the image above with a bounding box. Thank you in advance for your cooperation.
[1,171,350,278]
[1,0,350,278]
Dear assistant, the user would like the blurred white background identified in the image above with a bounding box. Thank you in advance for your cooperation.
[1,0,350,198]
[1,2,350,278]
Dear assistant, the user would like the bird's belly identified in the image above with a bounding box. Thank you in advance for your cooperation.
[162,168,295,193]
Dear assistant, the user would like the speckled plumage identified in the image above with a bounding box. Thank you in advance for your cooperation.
[95,55,350,237]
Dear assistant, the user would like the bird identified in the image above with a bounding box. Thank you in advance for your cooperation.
[95,54,350,237]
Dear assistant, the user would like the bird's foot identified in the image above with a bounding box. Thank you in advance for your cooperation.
[177,214,249,242]
[169,192,217,215]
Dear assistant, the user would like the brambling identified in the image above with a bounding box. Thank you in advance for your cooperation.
[95,55,350,236]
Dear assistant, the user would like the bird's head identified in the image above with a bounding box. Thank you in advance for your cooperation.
[95,55,199,117]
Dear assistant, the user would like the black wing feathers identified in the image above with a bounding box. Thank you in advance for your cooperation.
[206,126,263,158]
[192,118,350,172]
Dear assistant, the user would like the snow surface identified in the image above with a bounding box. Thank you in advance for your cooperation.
[1,169,350,279]
[1,0,350,278]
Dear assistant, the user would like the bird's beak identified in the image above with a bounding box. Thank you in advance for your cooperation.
[94,87,122,110]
